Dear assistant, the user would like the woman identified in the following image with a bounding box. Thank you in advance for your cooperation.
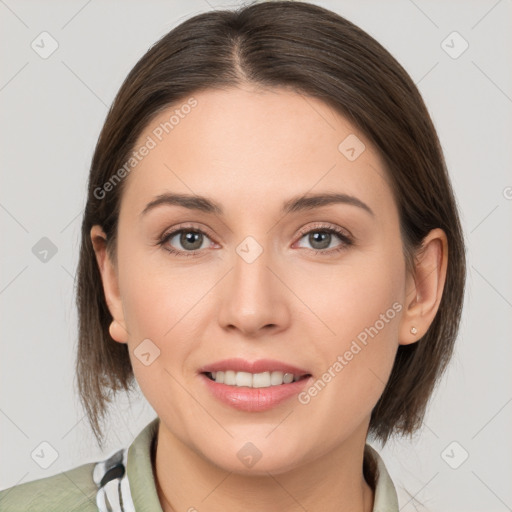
[0,1,465,510]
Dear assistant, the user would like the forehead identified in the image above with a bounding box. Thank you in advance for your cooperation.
[120,86,393,217]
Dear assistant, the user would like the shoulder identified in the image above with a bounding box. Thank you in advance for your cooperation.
[0,417,160,512]
[0,461,98,512]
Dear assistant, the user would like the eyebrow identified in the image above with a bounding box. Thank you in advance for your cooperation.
[140,191,374,218]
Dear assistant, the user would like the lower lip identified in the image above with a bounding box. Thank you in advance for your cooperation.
[199,373,312,412]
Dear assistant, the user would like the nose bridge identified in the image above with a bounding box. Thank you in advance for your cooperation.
[217,232,289,335]
[239,241,267,277]
[232,233,275,304]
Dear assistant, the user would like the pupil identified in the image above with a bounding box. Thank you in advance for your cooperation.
[310,231,330,250]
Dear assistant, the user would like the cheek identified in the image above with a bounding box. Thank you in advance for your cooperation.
[298,248,404,343]
[297,245,404,407]
[117,234,201,335]
[116,243,219,374]
[115,257,207,414]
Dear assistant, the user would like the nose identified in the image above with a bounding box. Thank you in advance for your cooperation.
[217,241,290,338]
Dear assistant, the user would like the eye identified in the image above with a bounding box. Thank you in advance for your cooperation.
[158,226,214,256]
[157,223,353,257]
[294,224,353,255]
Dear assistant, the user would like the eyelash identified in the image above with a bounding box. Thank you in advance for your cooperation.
[157,222,354,258]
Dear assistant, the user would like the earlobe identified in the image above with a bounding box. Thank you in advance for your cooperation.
[90,225,128,344]
[109,319,129,343]
[399,228,448,346]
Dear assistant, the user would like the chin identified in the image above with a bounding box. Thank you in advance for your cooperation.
[199,437,310,476]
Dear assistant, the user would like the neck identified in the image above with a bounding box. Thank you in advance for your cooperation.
[152,422,375,512]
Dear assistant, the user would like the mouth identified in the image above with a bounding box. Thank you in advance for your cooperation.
[198,358,313,412]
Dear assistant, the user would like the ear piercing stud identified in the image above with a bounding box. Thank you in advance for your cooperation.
[410,326,418,335]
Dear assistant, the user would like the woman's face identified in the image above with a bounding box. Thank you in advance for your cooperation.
[98,85,411,474]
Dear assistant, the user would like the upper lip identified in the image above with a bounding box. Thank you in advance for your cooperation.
[199,358,311,376]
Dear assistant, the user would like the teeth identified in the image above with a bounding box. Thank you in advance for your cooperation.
[206,370,305,388]
[236,371,253,387]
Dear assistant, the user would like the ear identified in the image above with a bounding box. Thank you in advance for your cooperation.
[90,225,128,344]
[399,228,448,345]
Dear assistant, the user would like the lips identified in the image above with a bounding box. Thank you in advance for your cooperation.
[198,358,311,376]
[197,358,313,412]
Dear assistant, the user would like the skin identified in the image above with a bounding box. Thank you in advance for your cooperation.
[91,85,448,512]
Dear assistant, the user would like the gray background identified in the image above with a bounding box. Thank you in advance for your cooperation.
[1,0,511,510]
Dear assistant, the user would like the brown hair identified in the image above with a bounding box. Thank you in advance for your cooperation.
[76,0,465,456]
